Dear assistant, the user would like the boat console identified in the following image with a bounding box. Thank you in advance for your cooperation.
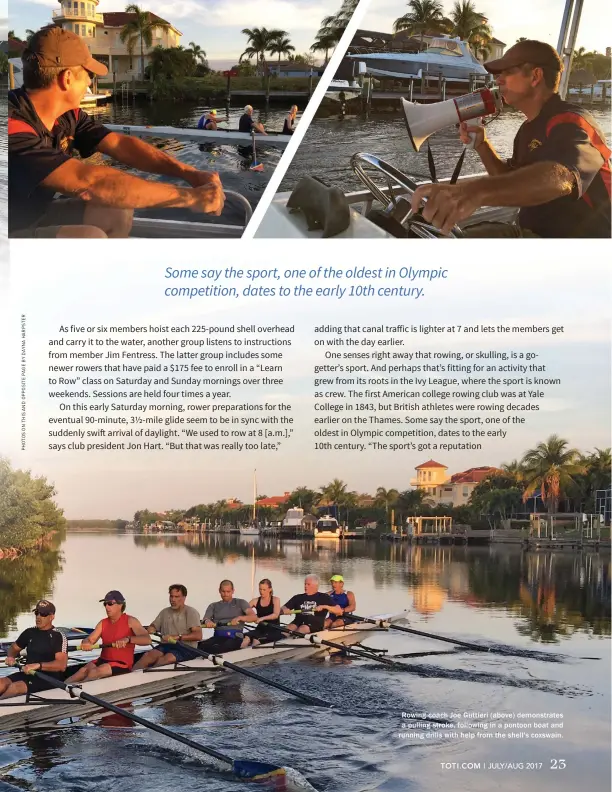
[256,154,463,239]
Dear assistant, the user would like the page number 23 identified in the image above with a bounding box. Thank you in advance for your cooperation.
[551,759,567,770]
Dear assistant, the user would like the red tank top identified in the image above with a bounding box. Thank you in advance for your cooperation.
[100,613,135,669]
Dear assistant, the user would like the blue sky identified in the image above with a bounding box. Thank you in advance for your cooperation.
[7,0,337,69]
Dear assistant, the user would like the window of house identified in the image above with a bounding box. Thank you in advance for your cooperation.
[82,24,87,36]
[65,22,72,30]
[463,486,469,497]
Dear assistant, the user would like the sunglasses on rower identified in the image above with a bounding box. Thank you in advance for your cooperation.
[103,600,119,607]
[34,610,53,616]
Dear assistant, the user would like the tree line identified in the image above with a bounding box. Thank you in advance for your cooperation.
[132,435,610,531]
[0,459,66,552]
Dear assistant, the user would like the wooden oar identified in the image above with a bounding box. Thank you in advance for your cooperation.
[152,635,332,708]
[345,614,493,653]
[28,670,300,787]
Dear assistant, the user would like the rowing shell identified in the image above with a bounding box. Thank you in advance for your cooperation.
[0,623,383,733]
[105,124,292,148]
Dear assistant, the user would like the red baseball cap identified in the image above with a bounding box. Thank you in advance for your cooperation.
[24,27,108,77]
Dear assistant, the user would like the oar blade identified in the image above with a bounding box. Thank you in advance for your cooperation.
[233,759,287,784]
[250,162,264,172]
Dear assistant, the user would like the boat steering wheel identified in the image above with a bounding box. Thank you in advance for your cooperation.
[350,153,463,239]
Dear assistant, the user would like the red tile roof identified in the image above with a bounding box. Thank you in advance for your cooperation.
[415,459,448,469]
[102,12,173,28]
[256,492,291,507]
[450,466,501,484]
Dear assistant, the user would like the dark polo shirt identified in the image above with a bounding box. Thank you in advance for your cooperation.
[509,94,611,238]
[8,88,111,233]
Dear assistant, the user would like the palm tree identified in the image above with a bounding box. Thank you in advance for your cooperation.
[240,27,286,76]
[316,0,359,42]
[448,0,492,56]
[120,4,170,80]
[501,459,525,482]
[319,478,357,507]
[521,434,585,514]
[393,0,446,50]
[188,41,207,65]
[310,32,338,65]
[269,34,295,69]
[374,487,399,512]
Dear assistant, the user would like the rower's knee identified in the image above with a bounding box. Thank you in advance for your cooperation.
[83,205,134,238]
[57,225,109,239]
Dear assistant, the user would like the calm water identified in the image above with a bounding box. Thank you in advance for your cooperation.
[87,99,290,225]
[279,105,612,192]
[0,533,610,792]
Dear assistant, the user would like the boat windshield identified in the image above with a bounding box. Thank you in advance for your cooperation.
[425,39,464,57]
[317,520,338,531]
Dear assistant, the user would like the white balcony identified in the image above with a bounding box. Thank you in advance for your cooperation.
[53,9,104,23]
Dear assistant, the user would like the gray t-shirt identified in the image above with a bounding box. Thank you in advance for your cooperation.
[151,605,201,648]
[203,598,251,625]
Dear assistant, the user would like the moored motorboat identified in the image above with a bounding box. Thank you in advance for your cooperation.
[325,79,362,102]
[314,514,342,539]
[349,37,488,82]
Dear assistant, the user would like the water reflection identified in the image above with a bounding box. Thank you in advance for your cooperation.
[0,537,64,636]
[131,533,611,642]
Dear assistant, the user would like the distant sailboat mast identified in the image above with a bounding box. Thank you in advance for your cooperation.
[253,468,257,524]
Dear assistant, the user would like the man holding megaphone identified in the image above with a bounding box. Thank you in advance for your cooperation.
[409,40,610,238]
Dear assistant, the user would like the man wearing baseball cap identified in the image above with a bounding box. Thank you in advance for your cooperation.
[8,26,225,238]
[411,39,610,238]
[0,601,68,699]
[65,590,150,683]
[326,575,357,628]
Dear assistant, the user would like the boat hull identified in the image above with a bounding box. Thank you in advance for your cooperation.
[354,55,486,81]
[0,624,380,733]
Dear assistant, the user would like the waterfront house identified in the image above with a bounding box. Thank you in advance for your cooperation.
[51,0,182,81]
[411,460,500,507]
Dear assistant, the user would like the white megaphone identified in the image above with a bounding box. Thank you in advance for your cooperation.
[401,86,502,152]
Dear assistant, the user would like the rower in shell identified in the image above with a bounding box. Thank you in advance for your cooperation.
[281,574,343,634]
[199,580,257,654]
[325,575,357,628]
[241,578,282,647]
[0,600,68,699]
[66,590,150,682]
[133,584,202,670]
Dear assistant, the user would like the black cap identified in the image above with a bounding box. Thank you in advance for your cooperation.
[99,590,126,603]
[33,600,56,615]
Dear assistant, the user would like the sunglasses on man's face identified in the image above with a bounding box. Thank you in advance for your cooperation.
[103,600,119,607]
[34,610,52,616]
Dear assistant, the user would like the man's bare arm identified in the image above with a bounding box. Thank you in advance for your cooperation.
[475,140,512,176]
[41,159,224,214]
[96,133,208,186]
[465,161,574,207]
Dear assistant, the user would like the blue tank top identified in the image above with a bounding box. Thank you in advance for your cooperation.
[330,591,349,609]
